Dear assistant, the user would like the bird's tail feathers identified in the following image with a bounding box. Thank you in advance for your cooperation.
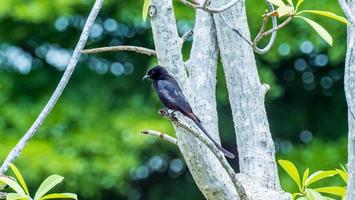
[187,112,235,159]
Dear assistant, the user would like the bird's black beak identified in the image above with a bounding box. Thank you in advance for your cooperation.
[142,74,150,80]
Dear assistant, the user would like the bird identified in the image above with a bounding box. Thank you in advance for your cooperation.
[143,66,235,159]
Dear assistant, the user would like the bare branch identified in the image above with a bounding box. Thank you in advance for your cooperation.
[0,0,104,174]
[82,45,156,56]
[253,1,278,54]
[177,0,200,9]
[200,0,238,13]
[0,192,6,199]
[159,110,248,200]
[141,130,178,145]
[181,30,194,42]
[253,16,293,47]
[338,0,355,25]
[180,30,194,48]
[177,0,238,14]
[220,13,253,46]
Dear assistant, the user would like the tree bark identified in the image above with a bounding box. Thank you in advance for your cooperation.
[149,0,240,199]
[149,0,291,199]
[211,0,281,190]
[344,1,355,199]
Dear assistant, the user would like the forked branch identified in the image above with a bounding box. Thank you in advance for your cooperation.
[159,110,248,200]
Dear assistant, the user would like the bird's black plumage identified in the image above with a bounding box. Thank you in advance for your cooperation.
[143,66,235,159]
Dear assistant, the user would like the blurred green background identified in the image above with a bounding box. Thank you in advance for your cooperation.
[0,0,349,199]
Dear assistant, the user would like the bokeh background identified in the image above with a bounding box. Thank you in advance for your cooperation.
[0,0,349,199]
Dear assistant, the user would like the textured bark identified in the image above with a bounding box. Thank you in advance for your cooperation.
[149,0,291,199]
[150,0,239,199]
[211,0,281,190]
[344,1,355,199]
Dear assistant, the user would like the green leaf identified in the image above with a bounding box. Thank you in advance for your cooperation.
[293,192,303,199]
[142,0,150,22]
[0,176,25,195]
[340,164,347,173]
[6,193,29,200]
[277,5,294,17]
[295,0,304,11]
[336,168,348,183]
[40,193,77,200]
[296,16,333,46]
[306,189,323,200]
[302,168,309,190]
[296,198,308,200]
[314,186,346,197]
[304,170,338,187]
[324,197,337,200]
[298,10,350,25]
[9,164,29,195]
[278,160,302,190]
[267,0,286,7]
[34,175,64,200]
[0,180,7,190]
[287,0,294,7]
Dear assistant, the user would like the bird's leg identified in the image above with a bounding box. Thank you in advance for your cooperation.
[159,108,169,117]
[159,108,178,123]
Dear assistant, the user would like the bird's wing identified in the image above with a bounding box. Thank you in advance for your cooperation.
[156,79,192,114]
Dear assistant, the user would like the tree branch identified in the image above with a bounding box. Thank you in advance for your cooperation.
[0,192,6,199]
[253,1,278,54]
[177,0,200,9]
[218,0,281,54]
[177,0,239,13]
[253,16,293,47]
[338,0,355,25]
[0,0,104,174]
[82,45,156,56]
[141,130,178,145]
[181,30,194,42]
[212,0,283,190]
[200,0,238,13]
[150,0,242,198]
[160,110,247,200]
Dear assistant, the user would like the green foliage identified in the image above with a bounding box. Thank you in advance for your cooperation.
[0,164,76,200]
[0,0,350,199]
[278,159,346,199]
[267,0,348,46]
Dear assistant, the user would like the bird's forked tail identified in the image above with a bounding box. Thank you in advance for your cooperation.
[186,112,235,159]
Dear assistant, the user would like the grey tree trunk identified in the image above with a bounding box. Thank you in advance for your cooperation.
[149,0,290,199]
[344,1,355,199]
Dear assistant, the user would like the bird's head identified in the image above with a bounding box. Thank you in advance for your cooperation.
[142,66,170,81]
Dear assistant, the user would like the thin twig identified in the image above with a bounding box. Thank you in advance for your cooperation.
[177,0,200,9]
[181,30,194,42]
[180,30,194,47]
[141,130,178,145]
[202,0,210,8]
[200,0,238,13]
[0,0,104,174]
[220,13,253,46]
[178,0,238,14]
[253,16,293,47]
[159,110,248,200]
[82,45,156,56]
[0,192,6,199]
[338,0,355,25]
[253,1,278,54]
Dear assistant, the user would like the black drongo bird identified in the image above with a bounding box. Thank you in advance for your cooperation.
[143,66,235,159]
